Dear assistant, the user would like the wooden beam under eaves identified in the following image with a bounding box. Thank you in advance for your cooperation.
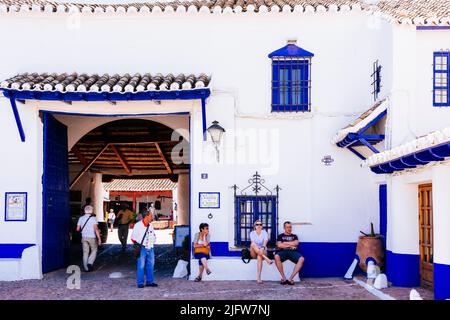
[69,144,110,189]
[110,144,132,175]
[71,145,88,166]
[154,142,173,175]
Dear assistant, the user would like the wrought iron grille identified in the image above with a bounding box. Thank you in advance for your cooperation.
[271,57,311,112]
[371,60,382,101]
[232,172,281,246]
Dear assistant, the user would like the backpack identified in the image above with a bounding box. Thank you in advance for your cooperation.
[241,248,251,264]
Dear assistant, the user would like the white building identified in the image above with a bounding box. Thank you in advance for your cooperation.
[0,0,449,300]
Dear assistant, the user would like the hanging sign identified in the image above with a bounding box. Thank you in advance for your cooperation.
[199,192,220,209]
[5,192,27,221]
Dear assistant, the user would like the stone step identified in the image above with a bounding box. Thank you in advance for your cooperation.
[189,257,300,282]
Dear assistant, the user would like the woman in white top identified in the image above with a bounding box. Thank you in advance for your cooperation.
[193,223,211,282]
[249,220,273,284]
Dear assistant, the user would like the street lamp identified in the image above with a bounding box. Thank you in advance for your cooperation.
[207,120,225,162]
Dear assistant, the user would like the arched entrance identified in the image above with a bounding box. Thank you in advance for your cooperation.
[42,114,190,274]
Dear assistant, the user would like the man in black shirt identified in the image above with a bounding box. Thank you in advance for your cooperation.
[274,221,305,285]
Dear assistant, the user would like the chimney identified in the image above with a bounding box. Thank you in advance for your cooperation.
[287,38,297,45]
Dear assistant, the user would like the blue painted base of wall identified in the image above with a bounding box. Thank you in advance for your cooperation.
[434,263,450,300]
[211,242,241,257]
[0,244,35,258]
[211,242,358,278]
[386,250,420,287]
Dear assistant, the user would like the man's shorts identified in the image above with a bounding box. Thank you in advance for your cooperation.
[275,250,303,263]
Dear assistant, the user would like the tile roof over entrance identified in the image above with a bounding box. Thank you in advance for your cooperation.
[363,126,450,174]
[0,72,210,93]
[331,98,388,145]
[104,178,177,191]
[0,1,449,25]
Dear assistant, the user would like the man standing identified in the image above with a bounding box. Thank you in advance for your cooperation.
[108,209,116,232]
[116,203,135,251]
[131,211,158,288]
[77,205,102,272]
[274,221,305,285]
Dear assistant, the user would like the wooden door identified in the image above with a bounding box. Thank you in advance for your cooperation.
[418,184,434,288]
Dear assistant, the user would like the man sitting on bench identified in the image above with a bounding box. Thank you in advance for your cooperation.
[274,221,305,285]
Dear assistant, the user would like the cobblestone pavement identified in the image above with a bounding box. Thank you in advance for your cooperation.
[0,243,433,300]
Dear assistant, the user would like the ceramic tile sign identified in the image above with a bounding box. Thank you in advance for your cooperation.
[5,192,27,221]
[199,192,220,209]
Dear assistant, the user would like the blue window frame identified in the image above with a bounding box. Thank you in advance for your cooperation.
[235,196,277,246]
[269,41,314,112]
[433,51,450,107]
[271,58,311,112]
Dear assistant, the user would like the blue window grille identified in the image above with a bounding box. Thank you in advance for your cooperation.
[271,58,311,112]
[433,51,450,107]
[232,172,280,247]
[235,196,277,246]
[371,60,382,101]
[269,41,314,112]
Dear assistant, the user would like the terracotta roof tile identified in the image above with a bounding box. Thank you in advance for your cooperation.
[0,1,449,24]
[0,72,210,93]
[104,178,177,191]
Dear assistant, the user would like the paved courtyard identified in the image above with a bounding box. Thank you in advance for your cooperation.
[0,229,433,300]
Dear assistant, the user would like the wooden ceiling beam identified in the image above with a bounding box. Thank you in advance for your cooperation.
[154,142,173,175]
[70,145,89,166]
[110,144,132,175]
[70,144,110,189]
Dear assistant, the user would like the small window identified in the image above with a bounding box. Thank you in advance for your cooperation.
[433,51,450,107]
[371,60,382,101]
[269,40,313,112]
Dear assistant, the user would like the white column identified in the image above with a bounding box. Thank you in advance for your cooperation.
[386,175,421,287]
[387,176,420,255]
[432,163,450,299]
[177,172,189,226]
[432,164,450,265]
[92,173,104,222]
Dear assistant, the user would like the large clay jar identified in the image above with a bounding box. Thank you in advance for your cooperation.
[356,236,384,272]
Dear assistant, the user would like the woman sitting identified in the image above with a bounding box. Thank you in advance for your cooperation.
[193,223,212,282]
[250,220,273,284]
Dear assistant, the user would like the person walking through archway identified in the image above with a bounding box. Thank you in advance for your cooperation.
[116,203,135,252]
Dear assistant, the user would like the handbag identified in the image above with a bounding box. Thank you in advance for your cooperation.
[133,224,150,259]
[193,234,210,255]
[194,245,210,255]
[241,247,251,264]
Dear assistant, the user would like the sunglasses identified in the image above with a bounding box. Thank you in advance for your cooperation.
[255,223,263,226]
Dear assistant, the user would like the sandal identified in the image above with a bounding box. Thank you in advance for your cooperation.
[280,279,288,285]
[257,279,263,284]
[194,276,202,282]
[287,280,295,285]
[206,269,212,275]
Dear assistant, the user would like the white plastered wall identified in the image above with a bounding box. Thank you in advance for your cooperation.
[0,10,396,279]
